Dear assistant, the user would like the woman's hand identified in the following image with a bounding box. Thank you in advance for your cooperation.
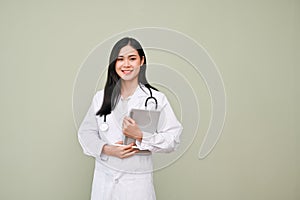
[122,116,143,142]
[102,141,138,159]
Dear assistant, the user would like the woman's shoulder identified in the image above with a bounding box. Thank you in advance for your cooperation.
[151,88,166,99]
[95,89,104,97]
[92,89,104,104]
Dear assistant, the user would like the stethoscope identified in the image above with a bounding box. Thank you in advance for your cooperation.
[99,87,158,132]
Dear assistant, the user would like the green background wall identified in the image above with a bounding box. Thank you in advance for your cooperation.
[0,0,299,199]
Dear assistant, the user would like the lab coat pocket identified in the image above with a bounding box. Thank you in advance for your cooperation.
[123,174,156,200]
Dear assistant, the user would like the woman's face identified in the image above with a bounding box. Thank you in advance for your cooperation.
[115,45,144,82]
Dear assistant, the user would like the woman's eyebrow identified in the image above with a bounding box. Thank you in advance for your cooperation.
[118,54,137,57]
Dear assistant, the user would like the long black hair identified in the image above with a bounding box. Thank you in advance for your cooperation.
[96,37,158,117]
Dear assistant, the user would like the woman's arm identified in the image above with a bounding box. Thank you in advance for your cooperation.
[131,95,183,153]
[78,100,107,158]
[78,93,138,159]
[102,141,138,159]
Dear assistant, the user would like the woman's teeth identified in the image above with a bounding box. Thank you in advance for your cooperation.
[122,70,132,74]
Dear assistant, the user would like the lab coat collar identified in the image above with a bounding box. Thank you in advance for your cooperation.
[135,84,150,98]
[124,84,150,110]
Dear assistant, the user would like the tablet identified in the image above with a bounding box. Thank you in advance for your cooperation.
[124,108,161,146]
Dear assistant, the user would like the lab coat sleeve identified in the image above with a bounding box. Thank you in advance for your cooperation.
[78,94,107,158]
[136,95,183,153]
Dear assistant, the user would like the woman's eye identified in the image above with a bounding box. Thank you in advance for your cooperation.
[117,58,123,61]
[130,57,136,61]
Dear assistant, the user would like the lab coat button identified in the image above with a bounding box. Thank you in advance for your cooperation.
[114,179,119,184]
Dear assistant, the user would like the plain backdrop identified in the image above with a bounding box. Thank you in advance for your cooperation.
[0,0,299,200]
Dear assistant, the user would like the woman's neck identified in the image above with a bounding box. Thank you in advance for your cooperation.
[121,80,139,99]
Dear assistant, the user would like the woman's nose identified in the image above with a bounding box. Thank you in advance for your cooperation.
[124,59,130,67]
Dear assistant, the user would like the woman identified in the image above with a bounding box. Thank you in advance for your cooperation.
[78,37,183,200]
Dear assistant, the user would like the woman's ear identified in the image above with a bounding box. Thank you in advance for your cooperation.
[140,56,144,66]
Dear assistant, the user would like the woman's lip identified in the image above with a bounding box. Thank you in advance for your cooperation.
[121,70,133,74]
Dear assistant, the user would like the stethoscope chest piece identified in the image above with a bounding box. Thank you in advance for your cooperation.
[100,122,109,132]
[100,115,109,132]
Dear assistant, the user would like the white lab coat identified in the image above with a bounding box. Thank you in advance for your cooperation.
[78,84,183,200]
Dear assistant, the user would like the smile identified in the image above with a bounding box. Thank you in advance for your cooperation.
[121,69,133,75]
